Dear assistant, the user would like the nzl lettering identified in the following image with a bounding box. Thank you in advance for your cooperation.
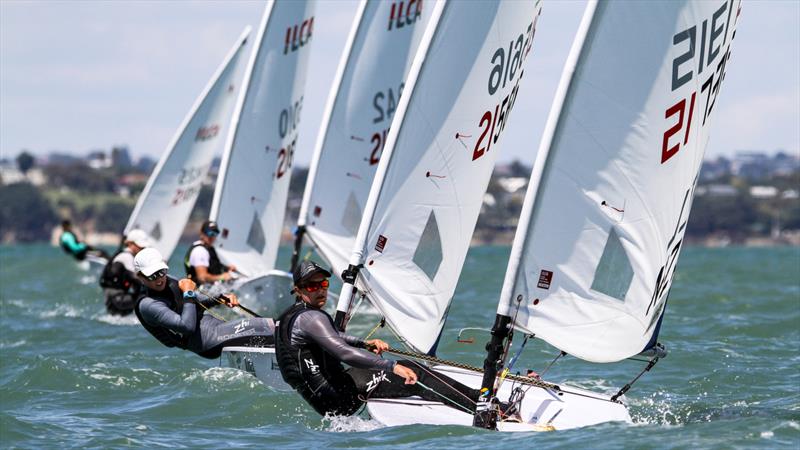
[284,17,314,54]
[388,0,422,31]
[661,0,740,164]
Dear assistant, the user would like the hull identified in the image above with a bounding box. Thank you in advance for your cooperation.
[222,346,631,430]
[367,364,631,431]
[79,254,107,278]
[221,346,290,391]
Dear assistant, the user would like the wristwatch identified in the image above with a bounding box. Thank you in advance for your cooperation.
[183,290,197,300]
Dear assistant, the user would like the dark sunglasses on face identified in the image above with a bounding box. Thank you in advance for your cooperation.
[301,279,330,292]
[144,269,168,281]
[204,230,219,237]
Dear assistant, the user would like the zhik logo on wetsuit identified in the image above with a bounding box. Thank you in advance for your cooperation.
[234,320,250,334]
[366,371,389,392]
[304,358,319,374]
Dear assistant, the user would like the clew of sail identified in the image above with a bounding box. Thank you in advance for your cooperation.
[210,0,316,276]
[297,0,434,278]
[124,28,251,259]
[498,0,743,363]
[338,0,543,354]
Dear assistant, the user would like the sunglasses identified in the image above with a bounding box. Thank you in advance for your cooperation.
[204,230,219,237]
[301,279,330,292]
[144,269,168,281]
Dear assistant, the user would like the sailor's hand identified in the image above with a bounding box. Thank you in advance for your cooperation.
[220,272,232,281]
[365,339,389,355]
[220,293,239,307]
[393,364,417,385]
[178,278,197,292]
[228,264,237,273]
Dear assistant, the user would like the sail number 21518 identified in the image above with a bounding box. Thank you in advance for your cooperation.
[471,11,539,161]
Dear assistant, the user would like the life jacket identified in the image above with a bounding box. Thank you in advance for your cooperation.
[99,250,137,291]
[184,241,226,279]
[275,301,360,415]
[134,277,200,349]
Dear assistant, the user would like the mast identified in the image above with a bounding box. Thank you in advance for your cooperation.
[475,0,598,429]
[210,0,316,276]
[292,0,368,273]
[333,0,447,332]
[477,0,743,426]
[332,0,543,356]
[124,27,251,259]
[210,2,274,224]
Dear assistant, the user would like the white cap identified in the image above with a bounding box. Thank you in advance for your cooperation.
[126,229,153,248]
[134,247,169,276]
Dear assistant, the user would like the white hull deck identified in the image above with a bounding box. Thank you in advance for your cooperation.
[221,345,291,391]
[222,346,631,430]
[367,364,631,431]
[78,254,107,278]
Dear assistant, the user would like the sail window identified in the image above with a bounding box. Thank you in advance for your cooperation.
[341,191,361,235]
[590,227,633,301]
[247,212,266,253]
[150,222,162,241]
[413,211,443,281]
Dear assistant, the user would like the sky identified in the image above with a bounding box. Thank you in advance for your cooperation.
[1,0,798,166]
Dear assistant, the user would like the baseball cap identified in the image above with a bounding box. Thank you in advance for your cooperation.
[134,247,169,276]
[293,260,331,285]
[126,229,153,248]
[202,220,220,237]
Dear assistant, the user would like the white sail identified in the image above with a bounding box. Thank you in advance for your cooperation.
[339,0,543,354]
[124,28,250,259]
[499,0,743,363]
[298,0,434,277]
[210,0,316,276]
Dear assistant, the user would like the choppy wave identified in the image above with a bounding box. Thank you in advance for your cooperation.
[2,244,798,448]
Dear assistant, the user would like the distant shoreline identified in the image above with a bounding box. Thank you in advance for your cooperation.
[7,228,796,249]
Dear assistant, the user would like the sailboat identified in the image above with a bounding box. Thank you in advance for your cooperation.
[334,0,543,360]
[367,0,743,431]
[223,0,433,389]
[208,0,316,315]
[124,28,251,261]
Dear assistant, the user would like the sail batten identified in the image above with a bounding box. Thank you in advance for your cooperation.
[498,0,743,363]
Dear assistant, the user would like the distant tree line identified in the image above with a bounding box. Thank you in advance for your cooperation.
[0,156,798,244]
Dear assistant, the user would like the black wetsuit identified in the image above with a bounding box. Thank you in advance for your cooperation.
[99,249,141,316]
[135,277,274,359]
[276,301,480,416]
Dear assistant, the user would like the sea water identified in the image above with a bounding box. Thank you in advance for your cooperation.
[1,244,798,448]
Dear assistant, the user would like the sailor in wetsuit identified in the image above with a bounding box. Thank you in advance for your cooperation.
[99,229,151,316]
[59,220,109,261]
[134,247,274,359]
[276,260,481,417]
[184,220,236,285]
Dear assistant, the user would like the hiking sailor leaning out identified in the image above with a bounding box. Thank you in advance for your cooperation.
[59,219,109,261]
[134,247,274,359]
[99,229,151,316]
[184,220,236,284]
[276,260,482,417]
